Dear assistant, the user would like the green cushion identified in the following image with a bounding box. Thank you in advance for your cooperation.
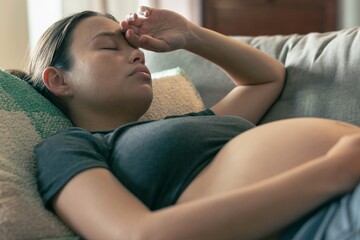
[0,70,72,138]
[0,69,78,239]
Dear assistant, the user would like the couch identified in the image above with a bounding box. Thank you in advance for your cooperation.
[0,27,359,239]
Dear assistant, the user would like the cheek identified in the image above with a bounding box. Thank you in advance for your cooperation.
[73,65,126,102]
[67,62,100,99]
[87,54,125,82]
[69,53,128,95]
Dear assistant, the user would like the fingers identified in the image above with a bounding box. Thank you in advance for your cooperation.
[125,30,156,51]
[138,6,151,17]
[121,6,168,51]
[120,6,152,32]
[120,13,140,34]
[124,29,141,48]
[137,35,161,52]
[126,12,138,22]
[126,5,152,24]
[125,30,169,52]
[120,12,139,29]
[123,6,151,26]
[119,20,129,32]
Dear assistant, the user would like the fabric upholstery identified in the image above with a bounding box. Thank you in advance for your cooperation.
[140,67,204,120]
[0,70,76,239]
[144,27,360,126]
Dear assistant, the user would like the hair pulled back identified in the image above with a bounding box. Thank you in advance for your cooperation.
[7,11,117,110]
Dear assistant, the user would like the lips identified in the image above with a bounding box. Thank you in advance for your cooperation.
[130,65,151,78]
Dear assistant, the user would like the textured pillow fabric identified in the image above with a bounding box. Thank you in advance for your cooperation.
[140,67,204,120]
[0,69,77,239]
[0,67,203,239]
[234,28,360,125]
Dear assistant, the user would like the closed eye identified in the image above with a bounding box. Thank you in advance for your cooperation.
[99,45,120,51]
[102,48,118,51]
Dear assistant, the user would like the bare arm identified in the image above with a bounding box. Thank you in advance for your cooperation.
[53,134,360,240]
[121,7,285,124]
[185,25,285,124]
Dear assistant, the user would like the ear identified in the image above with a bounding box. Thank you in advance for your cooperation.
[42,67,71,97]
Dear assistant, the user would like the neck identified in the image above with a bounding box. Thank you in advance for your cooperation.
[74,117,137,132]
[69,108,142,132]
[65,97,152,132]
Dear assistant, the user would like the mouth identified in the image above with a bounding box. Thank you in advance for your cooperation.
[130,65,152,79]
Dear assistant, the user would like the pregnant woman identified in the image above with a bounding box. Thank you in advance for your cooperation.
[12,6,360,240]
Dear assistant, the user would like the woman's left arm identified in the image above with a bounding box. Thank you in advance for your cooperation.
[121,6,285,124]
[186,25,285,124]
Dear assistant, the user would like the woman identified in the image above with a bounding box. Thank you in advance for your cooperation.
[18,6,360,240]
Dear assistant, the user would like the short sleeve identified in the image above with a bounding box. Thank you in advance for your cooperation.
[35,127,110,209]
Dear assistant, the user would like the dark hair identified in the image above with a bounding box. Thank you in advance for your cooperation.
[8,11,118,111]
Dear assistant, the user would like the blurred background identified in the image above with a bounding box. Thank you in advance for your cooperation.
[1,0,359,70]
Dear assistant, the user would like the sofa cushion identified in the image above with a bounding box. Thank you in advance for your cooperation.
[237,28,360,125]
[0,70,76,239]
[144,27,360,126]
[140,67,204,120]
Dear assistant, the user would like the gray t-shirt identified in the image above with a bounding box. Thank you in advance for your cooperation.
[36,109,255,210]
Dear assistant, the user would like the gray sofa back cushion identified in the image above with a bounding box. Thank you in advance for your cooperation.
[144,27,360,126]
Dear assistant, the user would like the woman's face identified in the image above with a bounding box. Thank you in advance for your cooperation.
[64,16,153,119]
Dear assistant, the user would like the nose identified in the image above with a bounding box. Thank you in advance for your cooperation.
[130,48,145,64]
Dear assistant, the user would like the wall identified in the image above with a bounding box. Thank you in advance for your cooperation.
[338,0,360,29]
[0,0,29,70]
[158,0,201,25]
[27,0,138,52]
[26,0,201,53]
[2,0,360,71]
[63,0,137,20]
[27,0,63,54]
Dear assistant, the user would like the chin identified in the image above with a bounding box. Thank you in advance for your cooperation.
[136,92,153,116]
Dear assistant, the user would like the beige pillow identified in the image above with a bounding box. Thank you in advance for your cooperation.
[140,67,205,120]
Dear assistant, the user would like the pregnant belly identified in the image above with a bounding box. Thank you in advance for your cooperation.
[177,118,360,203]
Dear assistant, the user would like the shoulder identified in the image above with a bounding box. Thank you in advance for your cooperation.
[35,127,111,159]
[35,127,111,210]
[38,127,106,145]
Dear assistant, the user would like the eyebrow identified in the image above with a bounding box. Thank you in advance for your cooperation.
[90,29,125,43]
[91,31,116,41]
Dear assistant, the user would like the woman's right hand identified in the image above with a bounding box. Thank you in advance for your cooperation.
[120,6,195,52]
[326,133,360,192]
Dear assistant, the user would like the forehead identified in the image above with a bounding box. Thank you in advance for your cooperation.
[71,16,121,45]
